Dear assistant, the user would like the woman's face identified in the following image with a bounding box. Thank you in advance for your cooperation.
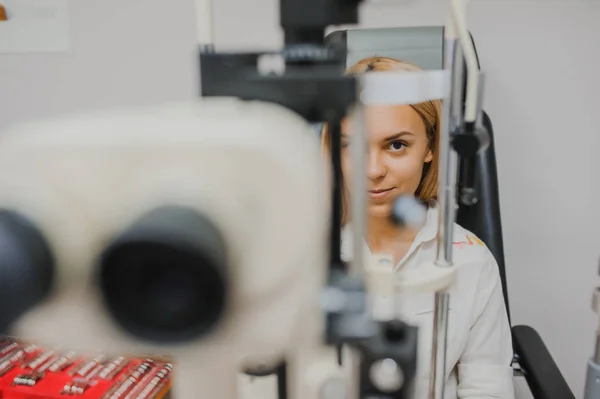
[341,104,433,219]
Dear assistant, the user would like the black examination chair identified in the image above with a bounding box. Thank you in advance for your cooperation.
[324,26,576,399]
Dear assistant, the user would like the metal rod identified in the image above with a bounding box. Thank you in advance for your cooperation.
[195,0,215,48]
[276,362,287,399]
[475,72,486,128]
[348,80,368,399]
[594,334,600,364]
[348,347,362,399]
[328,119,344,272]
[458,71,485,206]
[450,0,480,125]
[435,38,462,267]
[350,80,368,277]
[450,42,465,137]
[430,292,451,399]
[429,34,464,399]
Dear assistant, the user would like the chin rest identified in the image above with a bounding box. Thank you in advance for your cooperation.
[324,25,576,399]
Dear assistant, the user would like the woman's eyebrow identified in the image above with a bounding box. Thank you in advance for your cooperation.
[384,131,414,141]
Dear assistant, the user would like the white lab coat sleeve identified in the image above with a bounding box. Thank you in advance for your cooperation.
[457,249,515,399]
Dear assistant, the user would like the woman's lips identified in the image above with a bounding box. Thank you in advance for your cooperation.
[368,188,395,200]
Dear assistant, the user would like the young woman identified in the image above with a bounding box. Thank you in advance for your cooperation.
[322,56,514,399]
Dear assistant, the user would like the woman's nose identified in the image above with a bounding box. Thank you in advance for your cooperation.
[367,151,386,180]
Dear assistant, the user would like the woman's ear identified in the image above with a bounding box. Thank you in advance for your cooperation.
[424,148,433,163]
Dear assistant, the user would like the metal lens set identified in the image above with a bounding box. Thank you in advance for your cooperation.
[0,339,173,399]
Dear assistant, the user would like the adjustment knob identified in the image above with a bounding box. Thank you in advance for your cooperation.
[0,211,54,333]
[391,195,427,230]
[451,125,490,158]
[452,124,490,206]
[98,206,228,343]
[369,358,404,393]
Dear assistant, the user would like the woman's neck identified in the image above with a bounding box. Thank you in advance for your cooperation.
[366,216,418,250]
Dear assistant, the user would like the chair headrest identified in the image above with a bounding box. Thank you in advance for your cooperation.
[324,25,481,98]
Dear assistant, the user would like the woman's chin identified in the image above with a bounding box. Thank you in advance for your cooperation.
[367,203,393,219]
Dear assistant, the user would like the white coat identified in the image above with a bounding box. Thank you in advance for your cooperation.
[340,204,515,399]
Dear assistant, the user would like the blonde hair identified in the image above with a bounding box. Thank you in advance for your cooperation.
[321,56,441,223]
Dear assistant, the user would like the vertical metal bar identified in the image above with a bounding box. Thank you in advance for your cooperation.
[348,79,368,399]
[195,0,215,49]
[585,358,600,399]
[449,41,464,129]
[328,119,344,272]
[435,40,462,267]
[475,72,486,128]
[276,362,287,399]
[430,292,451,399]
[350,79,368,278]
[594,334,600,364]
[593,286,600,364]
[348,347,362,399]
[429,33,464,399]
[586,286,600,399]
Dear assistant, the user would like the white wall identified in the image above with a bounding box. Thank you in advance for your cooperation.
[0,0,199,130]
[1,0,599,396]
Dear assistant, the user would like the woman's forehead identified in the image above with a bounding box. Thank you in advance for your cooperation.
[342,105,426,139]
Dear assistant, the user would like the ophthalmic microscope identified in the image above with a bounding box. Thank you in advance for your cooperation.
[0,0,488,398]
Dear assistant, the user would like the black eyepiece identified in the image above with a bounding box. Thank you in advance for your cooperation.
[98,206,228,343]
[0,210,54,333]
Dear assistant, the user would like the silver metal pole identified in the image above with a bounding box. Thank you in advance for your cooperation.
[350,78,368,278]
[475,72,486,128]
[430,291,451,399]
[584,357,600,399]
[594,265,600,364]
[196,0,215,51]
[594,334,600,364]
[348,79,368,399]
[429,36,464,399]
[435,40,462,267]
[586,287,600,399]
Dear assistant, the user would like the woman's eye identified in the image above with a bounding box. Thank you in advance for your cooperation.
[388,140,406,152]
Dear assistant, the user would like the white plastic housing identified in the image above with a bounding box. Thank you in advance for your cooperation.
[366,255,458,322]
[0,98,330,399]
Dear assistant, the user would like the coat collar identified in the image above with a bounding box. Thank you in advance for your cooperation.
[340,203,439,262]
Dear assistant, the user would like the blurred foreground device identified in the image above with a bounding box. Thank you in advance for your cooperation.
[0,98,331,399]
[0,0,453,398]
